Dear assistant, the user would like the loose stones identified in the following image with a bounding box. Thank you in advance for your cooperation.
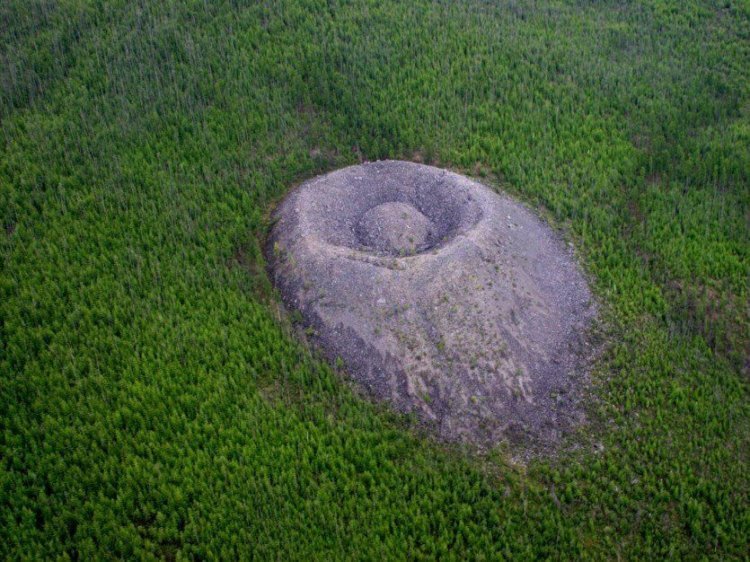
[267,160,595,450]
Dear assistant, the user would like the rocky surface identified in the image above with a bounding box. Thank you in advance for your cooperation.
[267,160,596,450]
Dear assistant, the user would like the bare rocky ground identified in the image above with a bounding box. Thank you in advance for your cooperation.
[267,160,596,453]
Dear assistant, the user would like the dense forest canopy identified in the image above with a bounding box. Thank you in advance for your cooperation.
[1,0,748,559]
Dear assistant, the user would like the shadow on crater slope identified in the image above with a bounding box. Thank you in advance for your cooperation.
[267,160,596,453]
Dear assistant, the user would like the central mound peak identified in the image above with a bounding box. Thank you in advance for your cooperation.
[357,201,434,255]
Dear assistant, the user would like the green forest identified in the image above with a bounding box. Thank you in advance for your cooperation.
[1,0,748,559]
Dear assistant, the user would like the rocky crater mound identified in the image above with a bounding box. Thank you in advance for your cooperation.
[268,160,595,450]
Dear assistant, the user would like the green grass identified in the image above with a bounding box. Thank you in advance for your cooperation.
[1,0,748,559]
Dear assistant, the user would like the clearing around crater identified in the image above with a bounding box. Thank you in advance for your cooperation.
[268,160,595,450]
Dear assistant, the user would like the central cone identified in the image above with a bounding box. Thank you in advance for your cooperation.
[357,201,434,255]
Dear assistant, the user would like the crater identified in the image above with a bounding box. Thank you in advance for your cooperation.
[267,160,596,453]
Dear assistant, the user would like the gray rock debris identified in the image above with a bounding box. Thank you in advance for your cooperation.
[267,160,595,450]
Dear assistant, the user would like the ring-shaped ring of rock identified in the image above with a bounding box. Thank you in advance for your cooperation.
[295,164,484,258]
[269,160,596,451]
